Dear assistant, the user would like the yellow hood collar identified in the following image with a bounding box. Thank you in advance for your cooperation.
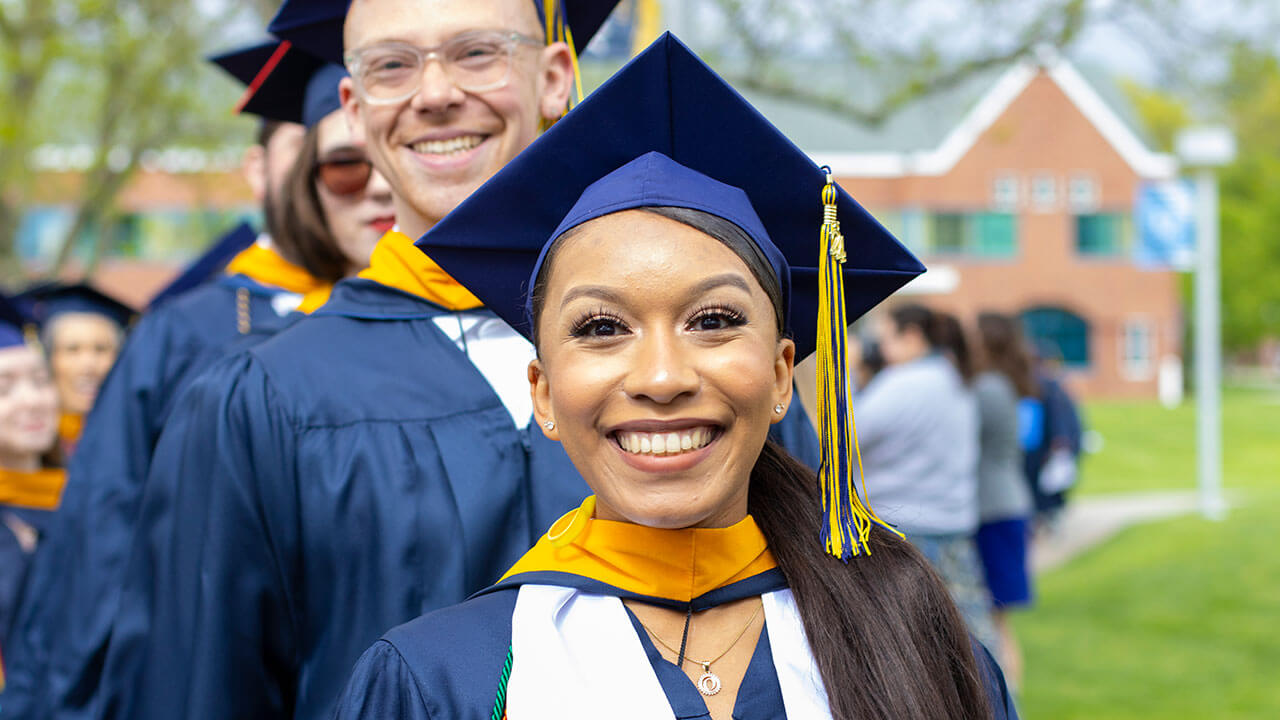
[501,496,777,603]
[0,467,67,511]
[225,244,330,297]
[357,230,482,312]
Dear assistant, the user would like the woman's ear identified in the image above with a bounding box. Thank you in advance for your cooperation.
[771,338,796,425]
[528,358,560,440]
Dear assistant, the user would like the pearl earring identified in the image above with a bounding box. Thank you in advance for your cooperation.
[774,404,785,415]
[543,420,556,431]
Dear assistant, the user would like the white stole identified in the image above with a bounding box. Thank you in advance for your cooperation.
[506,585,833,719]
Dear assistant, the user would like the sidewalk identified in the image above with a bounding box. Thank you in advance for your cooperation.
[1031,490,1212,573]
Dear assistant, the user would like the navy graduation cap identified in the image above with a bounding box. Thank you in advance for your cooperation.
[417,32,922,562]
[269,0,624,65]
[0,293,33,349]
[147,221,257,310]
[19,283,135,330]
[210,40,347,128]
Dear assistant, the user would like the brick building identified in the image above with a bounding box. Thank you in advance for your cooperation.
[740,50,1181,398]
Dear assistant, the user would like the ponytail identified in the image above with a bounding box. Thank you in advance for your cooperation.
[748,441,993,720]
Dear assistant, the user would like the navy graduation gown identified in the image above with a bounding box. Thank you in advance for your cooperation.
[1,506,54,652]
[96,278,591,720]
[1,275,301,720]
[332,572,1019,719]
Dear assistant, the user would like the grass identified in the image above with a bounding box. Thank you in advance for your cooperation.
[1077,385,1280,495]
[1011,387,1280,718]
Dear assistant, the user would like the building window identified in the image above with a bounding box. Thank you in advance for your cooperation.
[926,212,1017,259]
[992,173,1019,211]
[1022,306,1090,369]
[1068,175,1099,213]
[1076,212,1132,257]
[1030,174,1057,211]
[1120,318,1154,381]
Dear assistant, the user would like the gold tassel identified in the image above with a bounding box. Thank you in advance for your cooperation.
[815,168,900,560]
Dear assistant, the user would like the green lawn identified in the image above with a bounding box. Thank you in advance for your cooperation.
[1078,386,1280,495]
[1013,387,1280,718]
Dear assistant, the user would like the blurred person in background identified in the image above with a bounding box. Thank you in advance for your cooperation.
[972,312,1039,690]
[854,303,997,653]
[17,284,133,459]
[0,294,63,686]
[0,43,386,720]
[1024,340,1084,531]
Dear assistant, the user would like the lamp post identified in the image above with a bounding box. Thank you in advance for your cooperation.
[1175,126,1236,521]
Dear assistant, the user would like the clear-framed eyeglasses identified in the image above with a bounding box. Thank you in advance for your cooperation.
[345,30,544,105]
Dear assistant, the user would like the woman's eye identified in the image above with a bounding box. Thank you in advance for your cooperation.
[575,318,622,337]
[690,310,745,332]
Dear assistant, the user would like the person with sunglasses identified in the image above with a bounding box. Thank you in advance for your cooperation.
[281,63,395,284]
[0,43,363,720]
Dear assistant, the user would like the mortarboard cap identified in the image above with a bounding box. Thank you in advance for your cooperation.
[0,293,33,350]
[416,32,922,561]
[269,0,624,65]
[148,221,258,310]
[418,32,923,359]
[18,283,136,331]
[210,41,348,129]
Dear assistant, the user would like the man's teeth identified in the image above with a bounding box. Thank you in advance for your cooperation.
[411,135,484,155]
[617,427,715,456]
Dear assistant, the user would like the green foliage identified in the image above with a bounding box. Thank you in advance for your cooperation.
[1124,45,1280,351]
[1118,78,1190,153]
[1217,46,1280,350]
[0,0,262,279]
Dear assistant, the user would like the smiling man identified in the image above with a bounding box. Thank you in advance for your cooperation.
[92,2,625,719]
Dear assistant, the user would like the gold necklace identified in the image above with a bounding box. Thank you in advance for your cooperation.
[637,602,763,697]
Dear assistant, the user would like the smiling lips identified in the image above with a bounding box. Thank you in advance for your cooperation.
[410,134,486,156]
[615,426,718,457]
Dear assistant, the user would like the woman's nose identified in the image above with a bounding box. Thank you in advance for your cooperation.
[622,331,699,405]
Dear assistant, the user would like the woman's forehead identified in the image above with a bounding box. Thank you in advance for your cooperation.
[547,211,759,300]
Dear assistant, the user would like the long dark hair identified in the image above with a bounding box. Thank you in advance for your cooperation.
[889,304,974,382]
[278,126,356,284]
[530,206,992,719]
[976,312,1037,397]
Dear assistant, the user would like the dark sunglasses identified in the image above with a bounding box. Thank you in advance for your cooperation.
[315,154,374,196]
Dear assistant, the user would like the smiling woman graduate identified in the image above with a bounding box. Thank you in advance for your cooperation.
[0,294,63,686]
[332,35,1018,720]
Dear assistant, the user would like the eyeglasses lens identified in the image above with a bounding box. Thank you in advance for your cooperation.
[317,159,373,196]
[355,33,520,102]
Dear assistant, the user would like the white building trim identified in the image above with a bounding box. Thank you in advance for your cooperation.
[812,51,1177,180]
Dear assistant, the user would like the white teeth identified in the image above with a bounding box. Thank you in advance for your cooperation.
[411,135,484,156]
[617,427,716,457]
[651,434,666,454]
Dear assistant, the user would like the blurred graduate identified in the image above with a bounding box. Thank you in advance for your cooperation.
[16,283,132,458]
[0,40,393,719]
[333,33,1015,720]
[0,294,64,691]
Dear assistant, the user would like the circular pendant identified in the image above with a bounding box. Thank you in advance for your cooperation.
[697,670,722,696]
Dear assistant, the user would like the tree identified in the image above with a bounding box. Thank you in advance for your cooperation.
[0,0,261,283]
[1124,42,1280,352]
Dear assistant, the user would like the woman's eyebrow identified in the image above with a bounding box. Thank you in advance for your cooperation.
[559,273,754,311]
[559,285,626,310]
[689,273,753,298]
